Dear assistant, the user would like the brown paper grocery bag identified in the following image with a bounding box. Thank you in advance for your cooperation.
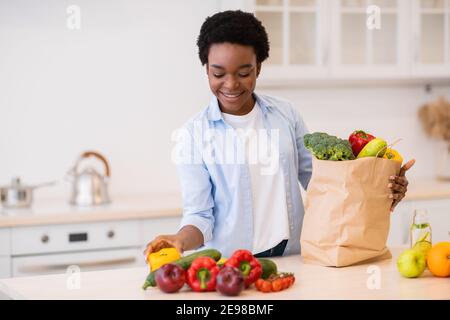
[300,157,401,267]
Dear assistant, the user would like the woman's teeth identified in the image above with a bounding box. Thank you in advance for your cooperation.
[222,92,242,98]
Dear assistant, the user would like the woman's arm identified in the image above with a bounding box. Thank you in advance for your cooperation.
[143,225,204,257]
[143,124,214,259]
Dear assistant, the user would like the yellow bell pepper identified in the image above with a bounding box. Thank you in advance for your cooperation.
[217,257,228,266]
[383,148,403,164]
[147,247,181,272]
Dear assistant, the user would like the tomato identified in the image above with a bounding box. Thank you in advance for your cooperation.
[281,277,290,289]
[255,273,295,293]
[255,279,264,290]
[261,280,272,293]
[271,279,283,292]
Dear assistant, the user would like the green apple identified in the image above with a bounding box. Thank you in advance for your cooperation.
[397,249,426,278]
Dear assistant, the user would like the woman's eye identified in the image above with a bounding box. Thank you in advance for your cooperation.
[213,74,225,78]
[239,73,250,78]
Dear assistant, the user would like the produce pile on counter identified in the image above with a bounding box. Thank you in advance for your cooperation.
[397,241,450,279]
[142,248,295,296]
[304,130,403,163]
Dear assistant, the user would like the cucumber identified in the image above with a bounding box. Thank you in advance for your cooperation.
[258,258,278,279]
[142,249,221,290]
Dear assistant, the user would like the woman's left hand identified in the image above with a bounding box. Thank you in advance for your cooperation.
[389,159,415,212]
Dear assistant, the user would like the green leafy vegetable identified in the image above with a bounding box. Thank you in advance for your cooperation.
[303,132,355,161]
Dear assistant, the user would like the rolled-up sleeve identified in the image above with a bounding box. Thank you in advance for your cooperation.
[174,125,215,243]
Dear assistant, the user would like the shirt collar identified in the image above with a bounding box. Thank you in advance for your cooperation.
[206,92,272,122]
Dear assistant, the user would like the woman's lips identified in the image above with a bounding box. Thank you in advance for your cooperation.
[220,91,244,102]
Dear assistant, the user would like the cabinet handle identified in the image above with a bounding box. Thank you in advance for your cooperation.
[17,257,138,273]
[41,234,49,243]
[107,230,115,239]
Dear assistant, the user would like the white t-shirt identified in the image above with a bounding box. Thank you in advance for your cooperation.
[222,102,290,254]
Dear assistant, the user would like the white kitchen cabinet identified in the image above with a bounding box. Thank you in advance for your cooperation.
[0,229,10,257]
[388,198,450,246]
[0,215,182,278]
[11,220,140,256]
[408,198,450,243]
[411,0,450,77]
[0,257,10,279]
[11,248,142,277]
[330,0,410,78]
[254,0,330,81]
[220,0,330,83]
[221,0,450,83]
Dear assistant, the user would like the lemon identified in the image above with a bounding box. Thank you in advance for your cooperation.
[417,231,430,243]
[413,241,432,258]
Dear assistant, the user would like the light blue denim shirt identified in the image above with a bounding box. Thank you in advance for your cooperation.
[174,93,312,257]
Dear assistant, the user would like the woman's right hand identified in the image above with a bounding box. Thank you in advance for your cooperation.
[143,234,184,261]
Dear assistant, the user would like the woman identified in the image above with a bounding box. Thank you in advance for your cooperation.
[144,10,414,259]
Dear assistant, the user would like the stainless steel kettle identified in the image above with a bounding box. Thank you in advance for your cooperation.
[67,151,111,206]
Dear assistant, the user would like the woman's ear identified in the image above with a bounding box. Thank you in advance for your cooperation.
[256,63,262,78]
[205,64,209,75]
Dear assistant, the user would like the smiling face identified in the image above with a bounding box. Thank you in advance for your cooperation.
[206,43,261,115]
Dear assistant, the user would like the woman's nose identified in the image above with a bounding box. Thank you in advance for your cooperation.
[223,76,240,90]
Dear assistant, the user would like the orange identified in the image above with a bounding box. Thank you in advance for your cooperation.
[426,242,450,277]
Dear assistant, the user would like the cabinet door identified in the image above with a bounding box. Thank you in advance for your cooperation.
[251,0,330,83]
[411,0,450,77]
[11,221,140,256]
[387,201,411,246]
[0,229,10,256]
[11,248,142,278]
[331,0,409,78]
[409,199,450,243]
[0,257,11,279]
[388,198,450,246]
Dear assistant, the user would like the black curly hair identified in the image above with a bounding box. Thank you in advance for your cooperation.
[197,10,270,65]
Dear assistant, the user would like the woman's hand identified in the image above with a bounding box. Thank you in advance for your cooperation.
[143,234,184,261]
[389,159,415,212]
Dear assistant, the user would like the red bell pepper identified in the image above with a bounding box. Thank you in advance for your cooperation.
[186,257,220,292]
[224,250,262,288]
[348,130,375,157]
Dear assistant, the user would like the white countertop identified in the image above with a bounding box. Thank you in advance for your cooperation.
[405,178,450,201]
[0,247,448,300]
[0,178,448,228]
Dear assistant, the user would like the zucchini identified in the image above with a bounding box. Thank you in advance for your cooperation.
[258,258,278,279]
[142,249,221,290]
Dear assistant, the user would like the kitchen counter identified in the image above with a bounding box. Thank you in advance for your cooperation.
[0,178,448,228]
[0,194,182,228]
[0,247,448,300]
[405,178,450,201]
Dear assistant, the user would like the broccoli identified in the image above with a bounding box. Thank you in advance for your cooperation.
[303,132,355,161]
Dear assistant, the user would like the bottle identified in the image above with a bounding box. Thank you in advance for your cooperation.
[410,209,432,249]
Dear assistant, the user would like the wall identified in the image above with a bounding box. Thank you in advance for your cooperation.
[0,0,219,199]
[259,84,450,182]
